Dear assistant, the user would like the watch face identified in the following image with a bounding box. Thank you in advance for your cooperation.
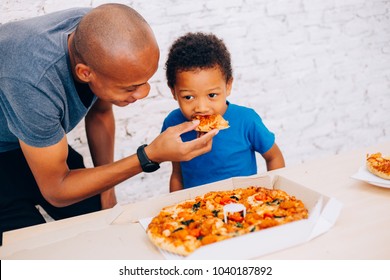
[144,162,160,172]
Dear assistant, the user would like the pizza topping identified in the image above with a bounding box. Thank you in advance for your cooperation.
[181,219,195,226]
[212,210,220,217]
[228,212,245,222]
[220,195,237,205]
[172,227,184,233]
[266,198,281,206]
[192,201,201,212]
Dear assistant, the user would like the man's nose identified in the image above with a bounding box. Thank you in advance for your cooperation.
[132,84,151,100]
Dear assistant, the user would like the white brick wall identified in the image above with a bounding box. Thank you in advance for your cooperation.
[2,0,390,205]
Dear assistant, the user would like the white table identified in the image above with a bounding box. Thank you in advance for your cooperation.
[1,141,389,259]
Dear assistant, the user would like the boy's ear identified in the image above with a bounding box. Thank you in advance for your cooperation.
[75,63,92,82]
[226,78,233,96]
[168,83,178,100]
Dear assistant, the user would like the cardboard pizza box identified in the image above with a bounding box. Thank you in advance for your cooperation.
[133,174,343,260]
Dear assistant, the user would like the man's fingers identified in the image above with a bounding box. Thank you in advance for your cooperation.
[151,123,218,163]
[197,129,219,144]
[183,129,219,160]
[172,120,200,135]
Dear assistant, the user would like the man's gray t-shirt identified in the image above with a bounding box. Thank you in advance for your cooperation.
[0,7,96,152]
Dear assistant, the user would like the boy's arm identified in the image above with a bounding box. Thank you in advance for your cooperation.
[262,143,285,171]
[170,161,183,192]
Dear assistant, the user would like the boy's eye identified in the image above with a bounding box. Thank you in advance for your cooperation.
[183,96,193,100]
[209,93,217,98]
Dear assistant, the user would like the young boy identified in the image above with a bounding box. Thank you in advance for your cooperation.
[162,32,285,192]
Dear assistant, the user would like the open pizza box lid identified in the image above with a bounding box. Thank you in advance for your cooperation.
[134,174,342,260]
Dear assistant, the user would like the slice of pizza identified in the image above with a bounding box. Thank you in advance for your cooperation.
[366,153,390,180]
[192,114,229,132]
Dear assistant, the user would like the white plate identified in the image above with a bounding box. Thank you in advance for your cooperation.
[351,166,390,189]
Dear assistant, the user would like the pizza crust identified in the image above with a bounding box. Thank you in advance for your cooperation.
[147,231,197,256]
[366,153,390,180]
[192,114,229,132]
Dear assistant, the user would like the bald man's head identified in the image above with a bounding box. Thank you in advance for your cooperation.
[72,4,158,73]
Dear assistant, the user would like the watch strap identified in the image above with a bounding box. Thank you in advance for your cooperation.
[137,144,160,173]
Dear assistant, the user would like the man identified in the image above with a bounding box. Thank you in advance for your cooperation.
[0,3,218,239]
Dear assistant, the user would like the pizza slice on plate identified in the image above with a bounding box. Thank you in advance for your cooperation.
[192,114,229,132]
[366,153,390,180]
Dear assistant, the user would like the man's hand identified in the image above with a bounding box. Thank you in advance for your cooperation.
[145,120,219,163]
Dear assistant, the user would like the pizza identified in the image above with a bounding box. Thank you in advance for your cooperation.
[146,186,308,256]
[192,114,229,132]
[366,153,390,180]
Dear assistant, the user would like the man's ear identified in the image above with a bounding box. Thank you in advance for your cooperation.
[75,63,92,83]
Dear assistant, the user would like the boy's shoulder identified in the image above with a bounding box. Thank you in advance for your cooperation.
[165,108,185,120]
[228,102,253,111]
[226,102,259,118]
[162,108,187,128]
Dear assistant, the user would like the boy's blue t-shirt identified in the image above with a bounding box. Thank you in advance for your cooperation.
[161,102,275,189]
[0,8,96,152]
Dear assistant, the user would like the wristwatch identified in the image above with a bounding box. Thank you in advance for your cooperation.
[137,144,160,173]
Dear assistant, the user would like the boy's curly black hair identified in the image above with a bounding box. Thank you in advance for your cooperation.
[165,32,233,88]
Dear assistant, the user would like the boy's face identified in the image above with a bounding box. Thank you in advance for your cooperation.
[170,67,232,120]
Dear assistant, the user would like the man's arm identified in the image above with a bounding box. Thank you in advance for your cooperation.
[85,99,117,209]
[19,121,218,208]
[19,136,143,207]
